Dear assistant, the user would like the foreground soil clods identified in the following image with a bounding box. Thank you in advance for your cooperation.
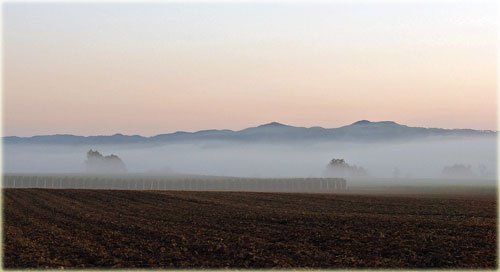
[3,189,496,269]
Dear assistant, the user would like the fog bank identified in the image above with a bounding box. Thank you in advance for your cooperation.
[3,136,497,182]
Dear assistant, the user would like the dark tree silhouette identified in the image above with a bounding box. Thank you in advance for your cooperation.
[85,149,127,174]
[325,158,367,178]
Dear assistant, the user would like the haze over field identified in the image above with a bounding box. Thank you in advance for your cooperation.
[4,121,496,181]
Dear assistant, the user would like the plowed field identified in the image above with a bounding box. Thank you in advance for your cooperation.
[3,189,496,269]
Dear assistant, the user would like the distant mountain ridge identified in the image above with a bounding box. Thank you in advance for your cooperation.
[4,120,496,145]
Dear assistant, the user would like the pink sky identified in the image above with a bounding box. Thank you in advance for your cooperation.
[3,2,497,136]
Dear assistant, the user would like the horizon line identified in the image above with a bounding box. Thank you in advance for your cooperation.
[3,119,497,138]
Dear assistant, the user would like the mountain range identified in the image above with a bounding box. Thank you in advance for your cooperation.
[4,120,496,145]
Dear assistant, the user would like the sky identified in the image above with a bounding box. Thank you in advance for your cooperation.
[3,1,497,136]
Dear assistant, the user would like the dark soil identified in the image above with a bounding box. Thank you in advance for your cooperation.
[3,189,497,269]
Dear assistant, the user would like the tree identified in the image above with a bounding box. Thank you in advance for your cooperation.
[392,167,401,178]
[325,158,368,178]
[477,164,495,179]
[441,164,475,179]
[85,149,127,174]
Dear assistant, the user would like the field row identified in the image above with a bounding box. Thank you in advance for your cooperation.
[2,175,347,192]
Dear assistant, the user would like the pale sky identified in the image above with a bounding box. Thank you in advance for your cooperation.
[3,1,497,136]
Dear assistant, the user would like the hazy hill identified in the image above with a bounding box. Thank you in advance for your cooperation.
[3,120,496,145]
